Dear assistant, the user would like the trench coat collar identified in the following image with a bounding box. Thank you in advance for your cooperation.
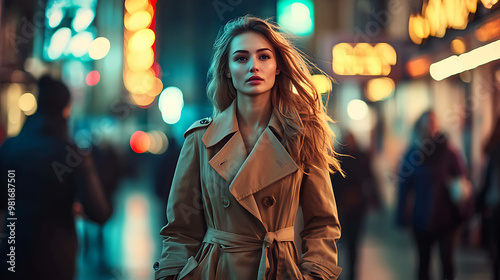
[202,100,282,148]
[203,100,298,224]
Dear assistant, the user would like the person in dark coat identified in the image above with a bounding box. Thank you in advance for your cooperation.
[477,118,500,280]
[0,75,112,280]
[396,110,470,280]
[331,131,380,280]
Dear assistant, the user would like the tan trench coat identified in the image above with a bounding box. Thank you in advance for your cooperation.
[154,101,342,280]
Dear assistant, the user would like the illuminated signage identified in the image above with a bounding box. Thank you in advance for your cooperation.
[332,43,397,76]
[430,39,500,80]
[123,0,162,108]
[409,0,499,44]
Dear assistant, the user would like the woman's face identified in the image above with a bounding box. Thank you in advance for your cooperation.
[227,32,279,97]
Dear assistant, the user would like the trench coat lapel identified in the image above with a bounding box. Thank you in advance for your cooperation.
[202,101,298,223]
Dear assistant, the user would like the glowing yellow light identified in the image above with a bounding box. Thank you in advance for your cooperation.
[366,77,395,102]
[89,37,111,60]
[375,43,397,65]
[311,75,332,94]
[467,0,478,12]
[347,99,369,120]
[409,14,423,44]
[451,37,466,54]
[124,69,156,94]
[430,39,500,81]
[413,14,426,38]
[126,48,154,72]
[146,77,163,97]
[8,107,22,125]
[410,0,481,43]
[365,56,382,75]
[481,0,499,9]
[125,0,148,14]
[332,43,352,75]
[130,92,156,107]
[332,43,396,76]
[124,10,152,31]
[128,29,155,52]
[18,93,37,115]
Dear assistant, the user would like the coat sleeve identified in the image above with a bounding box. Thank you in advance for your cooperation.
[299,165,342,280]
[155,131,207,280]
[75,152,113,225]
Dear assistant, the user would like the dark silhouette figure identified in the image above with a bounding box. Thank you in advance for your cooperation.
[331,131,380,280]
[155,137,181,224]
[477,119,500,280]
[0,75,111,280]
[396,110,470,280]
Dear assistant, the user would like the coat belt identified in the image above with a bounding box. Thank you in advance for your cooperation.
[203,226,295,280]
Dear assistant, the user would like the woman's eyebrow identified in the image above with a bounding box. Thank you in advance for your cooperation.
[232,48,273,55]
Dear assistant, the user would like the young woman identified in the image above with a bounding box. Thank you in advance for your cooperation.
[154,15,342,280]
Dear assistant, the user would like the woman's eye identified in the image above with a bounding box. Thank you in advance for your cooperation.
[235,57,247,62]
[260,55,271,59]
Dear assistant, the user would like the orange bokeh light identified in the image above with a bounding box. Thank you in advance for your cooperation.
[130,131,150,153]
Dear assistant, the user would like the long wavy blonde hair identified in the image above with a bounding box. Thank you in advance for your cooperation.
[207,15,342,174]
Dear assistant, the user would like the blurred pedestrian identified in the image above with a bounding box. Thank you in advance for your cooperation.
[154,15,343,280]
[477,118,500,280]
[332,131,380,280]
[396,110,472,280]
[0,75,112,280]
[155,136,181,219]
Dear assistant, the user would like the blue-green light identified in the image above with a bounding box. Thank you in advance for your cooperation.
[277,0,314,36]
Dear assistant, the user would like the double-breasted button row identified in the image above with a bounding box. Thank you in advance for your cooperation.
[200,118,210,124]
[262,196,276,207]
[220,195,275,208]
[153,261,159,271]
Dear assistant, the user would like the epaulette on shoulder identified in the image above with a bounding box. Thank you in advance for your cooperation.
[184,117,212,138]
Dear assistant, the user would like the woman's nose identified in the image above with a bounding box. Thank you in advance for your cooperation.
[249,58,259,72]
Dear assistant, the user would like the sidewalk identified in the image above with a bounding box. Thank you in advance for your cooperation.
[339,209,493,280]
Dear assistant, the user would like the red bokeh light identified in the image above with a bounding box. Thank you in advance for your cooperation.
[86,70,100,86]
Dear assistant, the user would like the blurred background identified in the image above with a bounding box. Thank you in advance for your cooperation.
[1,0,500,279]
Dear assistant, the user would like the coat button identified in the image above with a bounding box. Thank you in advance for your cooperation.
[221,196,230,208]
[153,261,159,271]
[262,196,276,207]
[200,118,210,124]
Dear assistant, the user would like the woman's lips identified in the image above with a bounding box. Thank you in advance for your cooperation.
[246,76,264,84]
[247,79,263,85]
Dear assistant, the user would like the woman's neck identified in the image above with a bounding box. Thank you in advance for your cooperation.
[236,92,272,131]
